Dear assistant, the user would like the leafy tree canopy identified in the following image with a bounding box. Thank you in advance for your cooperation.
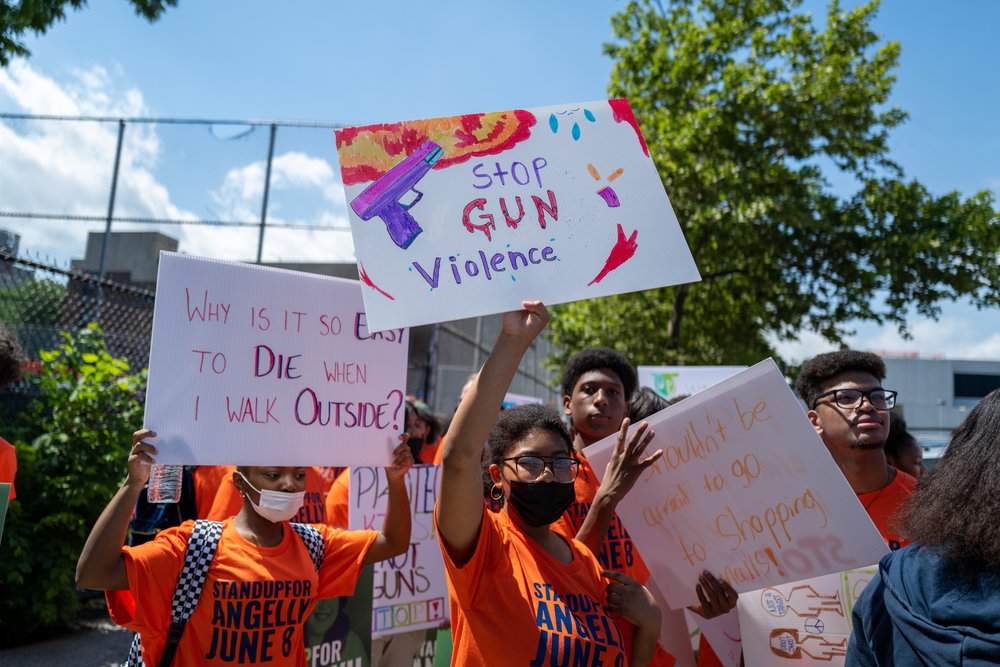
[0,0,176,66]
[548,0,999,370]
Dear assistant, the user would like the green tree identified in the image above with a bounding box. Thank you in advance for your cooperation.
[0,0,176,66]
[548,0,1000,368]
[0,324,146,646]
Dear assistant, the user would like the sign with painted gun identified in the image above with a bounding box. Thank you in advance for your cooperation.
[737,566,879,666]
[349,465,448,637]
[145,252,408,466]
[585,359,888,610]
[335,99,700,331]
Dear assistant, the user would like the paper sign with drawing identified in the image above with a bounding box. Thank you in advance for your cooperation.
[144,253,408,466]
[738,567,879,666]
[335,99,700,331]
[584,359,888,610]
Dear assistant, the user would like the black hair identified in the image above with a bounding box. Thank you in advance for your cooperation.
[794,350,886,409]
[481,403,573,501]
[629,386,671,422]
[884,413,918,461]
[407,399,440,445]
[560,348,637,400]
[0,325,26,388]
[902,389,1000,572]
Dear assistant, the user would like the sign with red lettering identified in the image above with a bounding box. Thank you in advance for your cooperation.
[349,465,448,637]
[145,252,408,466]
[585,359,888,609]
[335,99,700,331]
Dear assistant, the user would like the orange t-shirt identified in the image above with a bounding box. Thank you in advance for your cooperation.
[206,466,329,524]
[430,434,445,465]
[189,466,230,519]
[0,437,17,499]
[324,469,350,529]
[858,467,916,551]
[552,456,676,667]
[438,507,632,667]
[108,518,376,666]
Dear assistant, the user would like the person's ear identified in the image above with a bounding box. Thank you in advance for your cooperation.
[807,410,823,436]
[488,463,503,485]
[562,393,573,416]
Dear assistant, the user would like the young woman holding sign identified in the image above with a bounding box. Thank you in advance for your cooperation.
[76,430,414,666]
[435,301,662,666]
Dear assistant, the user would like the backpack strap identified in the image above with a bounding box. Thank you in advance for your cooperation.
[290,522,325,573]
[158,520,224,667]
[125,631,143,666]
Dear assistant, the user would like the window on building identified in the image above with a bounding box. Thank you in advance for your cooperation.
[954,373,1000,399]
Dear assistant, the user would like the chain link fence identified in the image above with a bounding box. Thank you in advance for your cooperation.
[0,113,559,418]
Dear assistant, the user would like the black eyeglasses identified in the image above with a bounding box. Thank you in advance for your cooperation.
[812,388,897,411]
[502,456,580,483]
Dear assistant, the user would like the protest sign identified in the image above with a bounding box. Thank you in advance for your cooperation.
[585,359,888,609]
[335,99,700,331]
[737,567,878,666]
[304,566,375,667]
[145,252,408,466]
[687,609,742,667]
[349,465,448,637]
[638,366,746,401]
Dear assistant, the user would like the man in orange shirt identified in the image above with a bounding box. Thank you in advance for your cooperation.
[795,350,915,550]
[0,325,26,499]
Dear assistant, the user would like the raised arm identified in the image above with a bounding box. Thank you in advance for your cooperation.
[363,440,414,565]
[575,418,661,554]
[76,429,156,591]
[437,301,549,566]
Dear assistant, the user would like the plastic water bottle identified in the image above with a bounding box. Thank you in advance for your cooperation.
[147,464,183,503]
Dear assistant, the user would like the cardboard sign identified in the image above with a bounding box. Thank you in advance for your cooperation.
[145,252,408,466]
[584,359,888,609]
[335,99,700,331]
[738,567,878,666]
[349,465,448,637]
[638,366,747,401]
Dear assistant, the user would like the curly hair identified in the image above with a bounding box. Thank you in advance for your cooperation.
[560,348,637,400]
[481,403,573,502]
[794,350,886,409]
[0,325,26,388]
[901,389,1000,572]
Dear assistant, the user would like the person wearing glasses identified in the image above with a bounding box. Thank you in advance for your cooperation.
[436,301,662,666]
[795,350,914,550]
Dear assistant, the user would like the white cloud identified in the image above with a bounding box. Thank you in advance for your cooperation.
[0,60,355,266]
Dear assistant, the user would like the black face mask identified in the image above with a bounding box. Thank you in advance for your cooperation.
[407,436,425,459]
[507,480,576,527]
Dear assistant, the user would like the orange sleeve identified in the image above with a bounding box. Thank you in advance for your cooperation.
[116,521,192,641]
[324,468,351,528]
[0,438,17,499]
[315,524,378,600]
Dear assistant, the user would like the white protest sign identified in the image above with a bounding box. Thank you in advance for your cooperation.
[335,99,700,331]
[585,359,888,609]
[349,465,448,637]
[687,609,742,667]
[737,566,878,666]
[638,366,747,401]
[145,253,408,466]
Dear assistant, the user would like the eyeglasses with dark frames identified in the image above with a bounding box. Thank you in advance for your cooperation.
[812,388,897,411]
[502,455,580,483]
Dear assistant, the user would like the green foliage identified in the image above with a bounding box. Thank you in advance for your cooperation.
[548,0,1000,368]
[0,0,176,66]
[0,324,145,646]
[0,278,67,326]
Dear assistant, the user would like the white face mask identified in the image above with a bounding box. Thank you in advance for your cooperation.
[238,472,305,523]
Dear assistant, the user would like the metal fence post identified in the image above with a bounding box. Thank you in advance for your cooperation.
[256,123,277,264]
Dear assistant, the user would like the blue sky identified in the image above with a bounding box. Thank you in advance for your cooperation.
[2,0,998,361]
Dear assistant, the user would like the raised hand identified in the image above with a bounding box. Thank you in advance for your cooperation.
[599,418,662,504]
[127,428,157,488]
[500,300,550,343]
[386,437,415,483]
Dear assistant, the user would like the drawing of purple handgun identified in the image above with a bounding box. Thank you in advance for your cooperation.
[350,140,444,250]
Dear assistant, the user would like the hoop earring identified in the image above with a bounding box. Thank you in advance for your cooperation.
[490,483,504,502]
